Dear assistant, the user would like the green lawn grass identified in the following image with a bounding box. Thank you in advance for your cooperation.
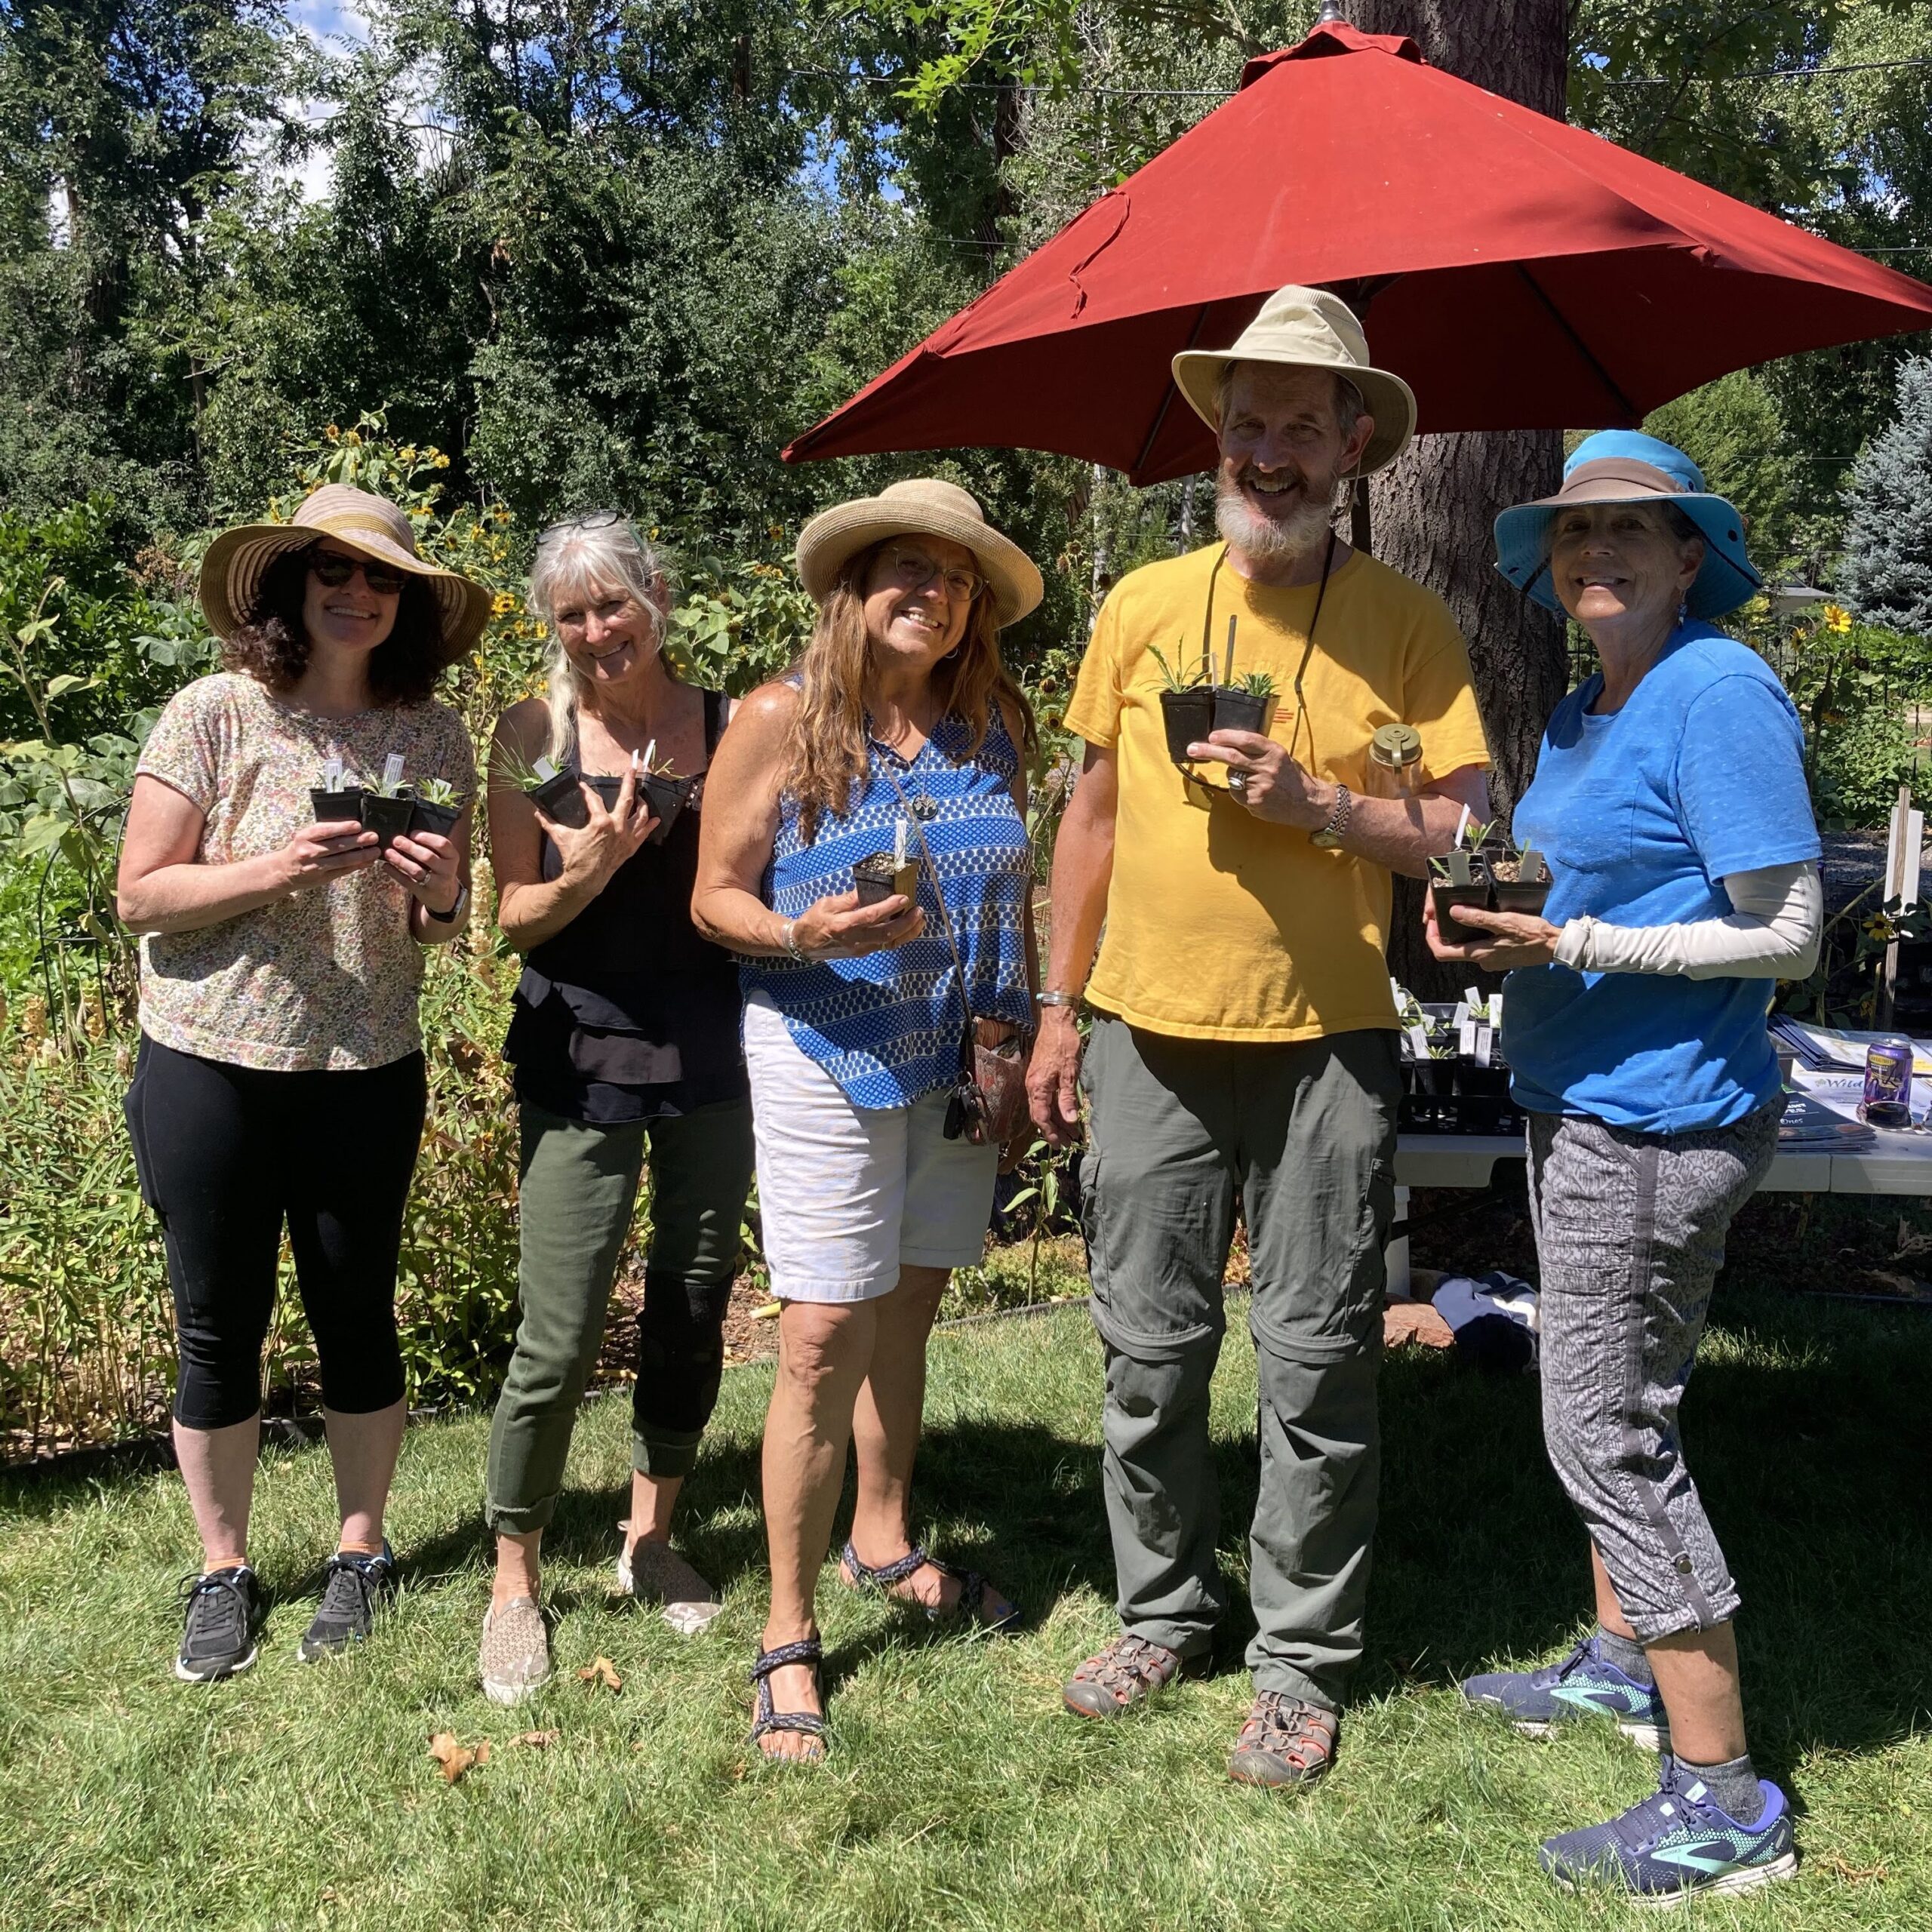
[1,1287,1927,1930]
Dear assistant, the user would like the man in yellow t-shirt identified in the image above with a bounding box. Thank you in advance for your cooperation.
[1028,287,1491,1789]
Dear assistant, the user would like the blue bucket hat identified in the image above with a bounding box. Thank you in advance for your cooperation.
[1494,430,1761,620]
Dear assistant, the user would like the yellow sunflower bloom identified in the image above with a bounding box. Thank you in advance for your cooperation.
[1822,603,1853,634]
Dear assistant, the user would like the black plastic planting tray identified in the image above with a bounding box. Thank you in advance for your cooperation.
[1397,1001,1524,1137]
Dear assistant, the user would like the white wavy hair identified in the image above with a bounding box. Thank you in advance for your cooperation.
[527,517,675,765]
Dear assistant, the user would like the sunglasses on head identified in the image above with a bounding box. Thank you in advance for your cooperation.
[309,548,408,596]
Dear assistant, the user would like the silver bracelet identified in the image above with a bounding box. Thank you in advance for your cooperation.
[1035,990,1080,1009]
[780,917,807,963]
[1319,782,1353,843]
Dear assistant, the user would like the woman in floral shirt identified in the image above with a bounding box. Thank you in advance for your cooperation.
[117,485,488,1683]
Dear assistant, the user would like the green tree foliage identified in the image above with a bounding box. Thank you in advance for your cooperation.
[1842,355,1932,634]
[1644,371,1796,576]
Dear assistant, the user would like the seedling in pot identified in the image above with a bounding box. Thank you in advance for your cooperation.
[1428,838,1492,946]
[408,774,466,841]
[1214,668,1277,738]
[1151,643,1215,765]
[494,742,591,829]
[359,754,418,851]
[854,817,920,909]
[632,740,690,848]
[310,756,365,828]
[1488,840,1553,918]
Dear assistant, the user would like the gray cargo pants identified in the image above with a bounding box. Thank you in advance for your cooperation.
[1078,1014,1401,1712]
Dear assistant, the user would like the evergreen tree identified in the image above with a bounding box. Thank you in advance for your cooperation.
[1841,356,1932,635]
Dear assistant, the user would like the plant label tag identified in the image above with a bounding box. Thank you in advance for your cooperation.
[1475,1023,1494,1068]
[534,756,558,783]
[1460,1017,1478,1057]
[1491,992,1504,1035]
[641,738,656,773]
[1464,985,1482,1013]
[323,757,343,792]
[894,817,909,865]
[1407,1024,1432,1061]
[383,752,405,790]
[1453,1001,1470,1028]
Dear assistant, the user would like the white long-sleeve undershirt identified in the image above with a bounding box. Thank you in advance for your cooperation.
[1552,861,1823,981]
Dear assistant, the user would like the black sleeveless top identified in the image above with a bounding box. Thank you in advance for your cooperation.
[505,689,747,1123]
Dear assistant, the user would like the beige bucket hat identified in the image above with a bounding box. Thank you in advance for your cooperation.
[795,478,1044,627]
[1171,285,1418,475]
[198,485,494,662]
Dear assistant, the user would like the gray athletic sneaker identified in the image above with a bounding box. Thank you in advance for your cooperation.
[175,1564,263,1682]
[297,1544,396,1662]
[479,1596,552,1705]
[617,1537,724,1635]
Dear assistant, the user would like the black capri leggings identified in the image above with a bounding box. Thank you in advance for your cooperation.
[125,1035,428,1429]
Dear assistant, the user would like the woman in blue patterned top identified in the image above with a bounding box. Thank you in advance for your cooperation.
[696,478,1042,1761]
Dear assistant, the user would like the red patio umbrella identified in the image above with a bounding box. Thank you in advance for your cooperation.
[783,18,1932,483]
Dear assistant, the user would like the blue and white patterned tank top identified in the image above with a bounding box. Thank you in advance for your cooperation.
[742,708,1033,1109]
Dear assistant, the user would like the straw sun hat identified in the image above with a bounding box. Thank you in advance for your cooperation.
[795,479,1044,627]
[1171,284,1418,476]
[198,484,493,662]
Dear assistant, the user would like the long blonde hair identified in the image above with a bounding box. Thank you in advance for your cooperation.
[784,540,1038,843]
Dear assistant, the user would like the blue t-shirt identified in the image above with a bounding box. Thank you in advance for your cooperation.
[1504,624,1820,1133]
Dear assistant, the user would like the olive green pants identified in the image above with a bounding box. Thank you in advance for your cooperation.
[1079,1016,1401,1712]
[485,1099,755,1534]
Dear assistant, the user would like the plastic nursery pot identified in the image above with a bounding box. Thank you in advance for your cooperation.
[1411,1058,1457,1100]
[528,768,590,830]
[1158,688,1216,764]
[584,774,629,817]
[1457,1060,1510,1100]
[1429,874,1492,946]
[852,852,919,908]
[638,772,690,846]
[1211,688,1275,737]
[408,797,463,841]
[1489,857,1552,919]
[310,786,365,827]
[358,790,417,852]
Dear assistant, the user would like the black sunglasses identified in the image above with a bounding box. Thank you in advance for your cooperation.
[309,549,408,596]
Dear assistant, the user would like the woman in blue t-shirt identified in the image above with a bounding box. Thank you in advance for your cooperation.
[1426,432,1820,1906]
[695,480,1042,1762]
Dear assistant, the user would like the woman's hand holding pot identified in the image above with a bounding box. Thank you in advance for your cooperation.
[543,768,657,892]
[791,888,924,958]
[1423,894,1561,971]
[386,827,463,914]
[278,820,380,892]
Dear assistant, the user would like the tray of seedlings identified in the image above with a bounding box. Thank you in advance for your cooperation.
[1394,983,1526,1138]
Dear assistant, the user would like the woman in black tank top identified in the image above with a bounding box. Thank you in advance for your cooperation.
[477,513,752,1704]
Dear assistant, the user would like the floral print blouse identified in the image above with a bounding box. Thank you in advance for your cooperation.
[134,672,474,1072]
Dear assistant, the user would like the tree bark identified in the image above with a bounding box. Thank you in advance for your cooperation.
[1352,0,1569,993]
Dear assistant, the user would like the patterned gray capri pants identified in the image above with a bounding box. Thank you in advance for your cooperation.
[1527,1101,1780,1641]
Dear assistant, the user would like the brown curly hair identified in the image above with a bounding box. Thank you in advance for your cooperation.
[221,546,448,705]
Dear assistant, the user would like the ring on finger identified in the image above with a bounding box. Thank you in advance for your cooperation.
[1228,770,1249,799]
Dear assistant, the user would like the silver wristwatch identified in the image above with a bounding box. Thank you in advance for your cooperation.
[1310,782,1353,850]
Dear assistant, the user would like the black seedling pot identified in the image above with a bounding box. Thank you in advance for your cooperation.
[529,768,589,829]
[310,786,365,826]
[853,851,918,907]
[359,790,416,852]
[585,774,629,816]
[408,797,463,841]
[638,772,689,846]
[1158,688,1215,764]
[1457,1060,1510,1100]
[1430,871,1492,946]
[1490,857,1552,918]
[1211,688,1275,737]
[1457,1095,1513,1137]
[1411,1058,1457,1100]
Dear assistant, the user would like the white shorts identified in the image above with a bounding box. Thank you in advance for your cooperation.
[743,992,998,1303]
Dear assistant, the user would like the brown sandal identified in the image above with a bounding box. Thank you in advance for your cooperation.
[1226,1691,1338,1787]
[1062,1632,1208,1719]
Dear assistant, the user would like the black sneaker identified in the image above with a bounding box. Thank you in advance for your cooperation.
[175,1564,263,1682]
[297,1543,396,1663]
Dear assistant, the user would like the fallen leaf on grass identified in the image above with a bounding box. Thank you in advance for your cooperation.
[577,1656,623,1691]
[427,1733,491,1783]
[1819,1854,1887,1884]
[509,1728,559,1749]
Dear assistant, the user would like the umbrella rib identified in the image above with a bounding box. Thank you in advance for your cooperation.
[1513,264,1638,420]
[1131,303,1213,481]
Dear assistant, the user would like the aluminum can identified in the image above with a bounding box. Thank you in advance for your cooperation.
[1863,1035,1914,1128]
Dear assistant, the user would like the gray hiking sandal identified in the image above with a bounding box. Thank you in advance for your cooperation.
[1062,1632,1208,1718]
[1226,1692,1339,1788]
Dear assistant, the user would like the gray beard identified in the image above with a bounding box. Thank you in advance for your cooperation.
[1214,475,1336,565]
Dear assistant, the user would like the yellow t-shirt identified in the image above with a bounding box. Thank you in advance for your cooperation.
[1064,543,1491,1042]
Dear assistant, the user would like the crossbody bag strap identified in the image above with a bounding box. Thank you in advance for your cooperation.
[873,760,976,1069]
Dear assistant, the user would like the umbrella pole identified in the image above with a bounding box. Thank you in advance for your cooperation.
[1350,476,1372,555]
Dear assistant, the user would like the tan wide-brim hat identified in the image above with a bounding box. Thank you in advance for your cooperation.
[795,478,1044,627]
[198,484,494,663]
[1171,285,1418,476]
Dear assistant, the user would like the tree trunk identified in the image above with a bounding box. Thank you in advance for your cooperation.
[1352,1,1569,995]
